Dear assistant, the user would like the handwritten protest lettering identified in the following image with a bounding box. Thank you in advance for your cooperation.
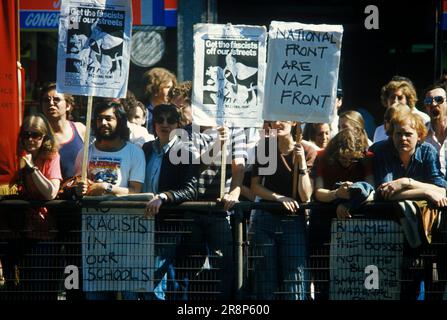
[274,28,337,43]
[84,214,148,233]
[330,220,403,300]
[82,208,154,292]
[263,21,343,123]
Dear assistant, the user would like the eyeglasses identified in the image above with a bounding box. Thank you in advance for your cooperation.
[21,131,44,140]
[154,116,177,125]
[389,94,406,101]
[424,96,445,105]
[44,96,64,104]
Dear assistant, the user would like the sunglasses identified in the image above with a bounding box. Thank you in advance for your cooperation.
[44,96,63,104]
[22,131,44,140]
[154,116,177,125]
[424,96,445,105]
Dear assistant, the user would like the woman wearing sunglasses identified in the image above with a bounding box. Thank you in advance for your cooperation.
[2,114,62,299]
[18,114,62,201]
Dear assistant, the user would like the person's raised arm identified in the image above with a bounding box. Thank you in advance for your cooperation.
[23,154,60,200]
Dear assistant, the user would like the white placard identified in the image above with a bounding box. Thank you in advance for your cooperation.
[57,0,132,98]
[192,23,267,128]
[82,207,154,292]
[263,21,343,123]
[330,219,403,300]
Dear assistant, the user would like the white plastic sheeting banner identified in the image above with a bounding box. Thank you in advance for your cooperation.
[330,219,403,300]
[263,21,343,123]
[82,207,154,292]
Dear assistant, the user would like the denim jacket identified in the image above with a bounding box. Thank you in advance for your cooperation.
[370,138,447,189]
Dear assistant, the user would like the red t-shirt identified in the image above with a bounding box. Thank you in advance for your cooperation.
[22,153,62,240]
[314,150,373,189]
[24,153,62,200]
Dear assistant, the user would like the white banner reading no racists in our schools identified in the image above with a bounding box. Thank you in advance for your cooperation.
[82,207,154,292]
[192,23,267,128]
[263,21,343,123]
[57,0,132,98]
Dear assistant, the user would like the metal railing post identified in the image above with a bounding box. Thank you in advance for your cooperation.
[234,206,244,300]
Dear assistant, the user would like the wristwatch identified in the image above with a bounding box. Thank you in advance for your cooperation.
[105,183,114,193]
[158,193,168,203]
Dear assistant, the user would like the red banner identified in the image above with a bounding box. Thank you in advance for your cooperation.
[0,0,23,186]
[20,0,60,11]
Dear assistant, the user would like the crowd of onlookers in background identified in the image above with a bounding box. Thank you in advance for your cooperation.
[2,68,447,301]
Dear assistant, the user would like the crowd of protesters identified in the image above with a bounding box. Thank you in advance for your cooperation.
[2,67,447,301]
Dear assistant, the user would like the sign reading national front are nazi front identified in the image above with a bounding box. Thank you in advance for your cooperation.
[263,21,343,123]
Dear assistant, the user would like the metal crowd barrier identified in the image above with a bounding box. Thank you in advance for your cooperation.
[0,199,446,300]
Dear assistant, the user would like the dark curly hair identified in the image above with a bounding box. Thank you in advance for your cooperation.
[92,101,130,141]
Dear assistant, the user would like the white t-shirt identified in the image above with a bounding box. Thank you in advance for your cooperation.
[413,108,430,124]
[373,124,387,143]
[425,124,447,175]
[373,108,430,143]
[75,141,146,187]
[128,121,154,147]
[329,112,339,138]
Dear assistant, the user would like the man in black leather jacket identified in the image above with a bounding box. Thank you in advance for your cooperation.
[141,103,198,300]
[142,111,197,214]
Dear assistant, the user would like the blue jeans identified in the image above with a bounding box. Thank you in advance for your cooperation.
[182,212,234,300]
[84,291,141,300]
[248,210,308,300]
[152,215,188,300]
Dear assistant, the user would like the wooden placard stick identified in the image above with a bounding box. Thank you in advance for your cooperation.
[292,122,303,200]
[219,126,228,200]
[81,96,93,182]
